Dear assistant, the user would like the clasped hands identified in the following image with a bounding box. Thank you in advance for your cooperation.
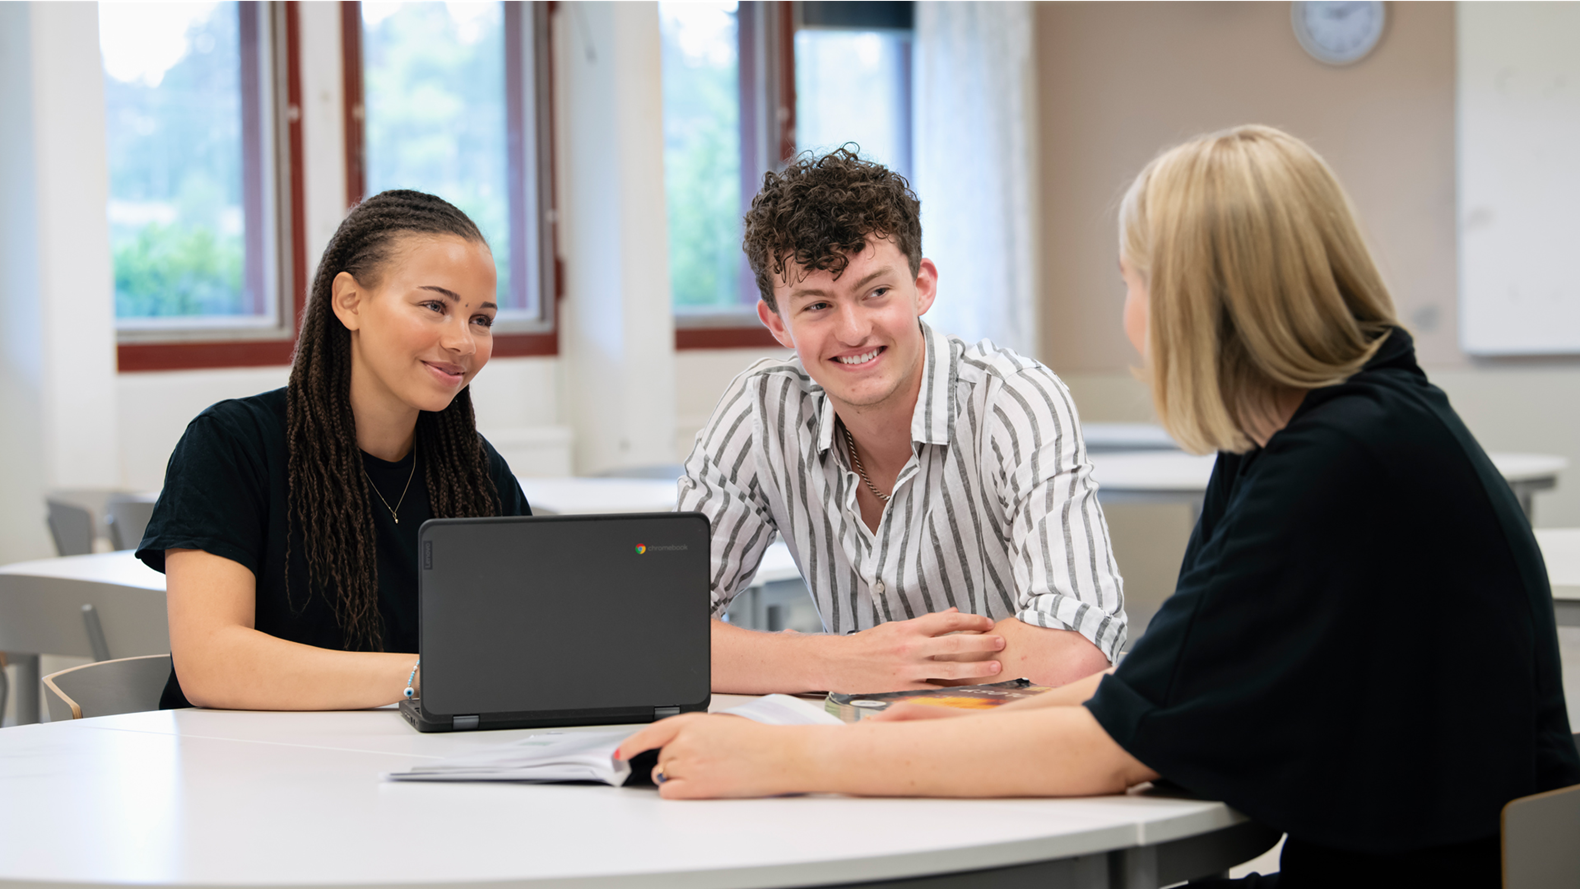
[819,606,1007,691]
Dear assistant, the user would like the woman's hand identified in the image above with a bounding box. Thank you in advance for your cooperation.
[616,714,820,799]
[864,702,979,722]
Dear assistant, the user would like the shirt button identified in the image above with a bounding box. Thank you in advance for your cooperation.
[873,579,886,595]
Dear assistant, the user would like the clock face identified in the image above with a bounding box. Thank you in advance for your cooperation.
[1291,1,1386,66]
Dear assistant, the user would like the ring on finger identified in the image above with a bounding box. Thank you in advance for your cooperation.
[654,767,669,784]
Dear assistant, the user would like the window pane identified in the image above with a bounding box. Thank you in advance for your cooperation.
[795,30,911,176]
[661,2,745,313]
[102,2,267,323]
[362,2,518,311]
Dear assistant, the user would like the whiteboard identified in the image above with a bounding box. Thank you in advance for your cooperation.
[1457,3,1580,355]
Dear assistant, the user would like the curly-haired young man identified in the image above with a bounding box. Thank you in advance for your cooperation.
[681,148,1126,694]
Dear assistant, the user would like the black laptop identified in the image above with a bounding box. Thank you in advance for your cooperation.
[400,513,712,732]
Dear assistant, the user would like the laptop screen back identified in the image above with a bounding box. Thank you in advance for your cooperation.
[418,513,711,718]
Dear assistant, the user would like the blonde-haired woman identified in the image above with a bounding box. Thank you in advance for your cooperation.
[620,126,1579,886]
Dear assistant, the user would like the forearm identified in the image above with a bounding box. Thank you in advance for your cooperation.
[175,624,415,711]
[711,618,831,693]
[796,706,1156,797]
[992,618,1111,687]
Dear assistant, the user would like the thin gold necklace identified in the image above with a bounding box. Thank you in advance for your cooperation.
[842,425,891,503]
[364,438,418,524]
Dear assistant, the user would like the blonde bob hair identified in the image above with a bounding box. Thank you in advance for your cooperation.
[1120,125,1397,455]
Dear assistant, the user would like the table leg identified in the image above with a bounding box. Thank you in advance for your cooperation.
[1111,845,1157,889]
[10,654,39,725]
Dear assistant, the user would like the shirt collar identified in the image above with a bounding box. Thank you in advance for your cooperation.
[814,321,958,453]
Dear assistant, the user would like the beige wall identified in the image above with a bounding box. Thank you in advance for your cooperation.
[1032,3,1580,633]
[1037,1,1459,372]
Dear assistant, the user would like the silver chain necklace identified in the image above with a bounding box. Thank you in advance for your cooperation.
[842,425,891,503]
[364,438,418,524]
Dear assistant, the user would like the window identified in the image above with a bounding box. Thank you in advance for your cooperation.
[794,4,913,178]
[663,1,913,349]
[344,1,555,355]
[104,1,307,370]
[660,3,745,317]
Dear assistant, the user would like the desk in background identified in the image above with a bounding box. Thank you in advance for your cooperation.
[0,552,166,727]
[1535,528,1580,627]
[1093,450,1567,521]
[0,699,1275,888]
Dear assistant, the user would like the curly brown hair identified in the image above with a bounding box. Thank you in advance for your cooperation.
[743,146,921,312]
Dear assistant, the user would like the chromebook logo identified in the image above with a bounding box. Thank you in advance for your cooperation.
[635,544,646,554]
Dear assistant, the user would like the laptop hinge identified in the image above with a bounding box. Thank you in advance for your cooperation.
[453,715,480,730]
[654,706,681,719]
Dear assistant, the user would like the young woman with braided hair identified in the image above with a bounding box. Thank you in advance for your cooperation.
[137,190,529,710]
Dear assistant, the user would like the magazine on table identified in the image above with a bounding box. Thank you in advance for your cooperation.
[825,679,1050,723]
[384,694,840,787]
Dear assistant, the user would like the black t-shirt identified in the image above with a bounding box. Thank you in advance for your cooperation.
[1084,329,1580,882]
[136,388,530,707]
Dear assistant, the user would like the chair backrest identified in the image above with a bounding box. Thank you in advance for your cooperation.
[45,499,95,557]
[42,654,171,720]
[106,497,156,551]
[1503,775,1580,889]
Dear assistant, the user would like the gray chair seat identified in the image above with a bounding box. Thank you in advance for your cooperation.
[45,499,95,557]
[106,496,156,552]
[42,654,172,720]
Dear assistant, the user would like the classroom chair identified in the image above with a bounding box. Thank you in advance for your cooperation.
[105,496,155,552]
[42,654,171,720]
[1502,738,1580,889]
[45,499,95,557]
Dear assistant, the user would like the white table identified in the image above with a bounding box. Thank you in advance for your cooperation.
[1535,528,1580,627]
[0,698,1275,888]
[0,551,167,726]
[1092,450,1567,520]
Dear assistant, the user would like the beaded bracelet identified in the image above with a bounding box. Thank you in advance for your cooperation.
[404,657,420,699]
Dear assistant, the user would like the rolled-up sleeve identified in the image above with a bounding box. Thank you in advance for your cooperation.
[678,371,779,617]
[990,367,1127,662]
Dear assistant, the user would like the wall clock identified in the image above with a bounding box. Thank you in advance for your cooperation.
[1291,1,1386,66]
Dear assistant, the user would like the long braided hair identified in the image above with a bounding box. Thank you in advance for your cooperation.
[287,190,503,652]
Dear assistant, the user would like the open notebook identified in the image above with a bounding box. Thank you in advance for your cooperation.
[385,695,840,787]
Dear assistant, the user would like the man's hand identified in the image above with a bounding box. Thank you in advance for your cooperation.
[931,617,1110,689]
[711,608,1006,694]
[821,608,1004,693]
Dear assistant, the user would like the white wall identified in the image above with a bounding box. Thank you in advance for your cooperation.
[554,2,676,475]
[32,3,121,495]
[673,346,791,461]
[0,3,54,568]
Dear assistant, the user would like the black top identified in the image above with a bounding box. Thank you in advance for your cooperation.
[1085,329,1579,877]
[136,388,530,707]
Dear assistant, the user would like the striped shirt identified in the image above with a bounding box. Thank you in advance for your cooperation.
[678,322,1128,662]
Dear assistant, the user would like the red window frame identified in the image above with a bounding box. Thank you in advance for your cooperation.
[341,0,559,358]
[117,2,310,372]
[673,0,793,351]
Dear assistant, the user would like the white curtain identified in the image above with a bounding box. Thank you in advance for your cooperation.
[912,1,1039,359]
